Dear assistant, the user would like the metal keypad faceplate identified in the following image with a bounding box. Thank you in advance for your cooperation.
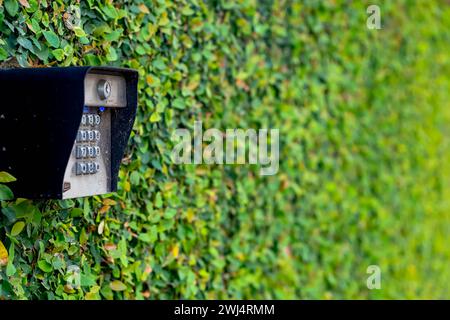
[62,107,112,199]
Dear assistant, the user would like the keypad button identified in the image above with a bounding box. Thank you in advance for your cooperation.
[95,162,100,172]
[76,162,87,175]
[88,130,94,141]
[76,130,87,142]
[95,115,101,125]
[76,146,87,159]
[88,162,95,174]
[95,146,100,156]
[94,130,101,141]
[88,114,94,126]
[81,115,87,125]
[88,146,95,158]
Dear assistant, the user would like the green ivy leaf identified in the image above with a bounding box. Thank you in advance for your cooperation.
[0,184,13,200]
[38,260,53,273]
[0,172,16,183]
[130,171,140,185]
[5,0,19,17]
[181,7,195,16]
[30,19,41,34]
[6,244,16,276]
[42,30,60,48]
[104,29,122,42]
[5,201,39,222]
[80,273,97,287]
[150,112,161,123]
[164,208,177,219]
[172,98,186,110]
[51,49,64,61]
[109,280,127,291]
[72,26,86,37]
[6,260,16,276]
[42,12,49,27]
[138,226,157,243]
[17,37,34,51]
[11,221,25,236]
[70,208,83,218]
[152,58,166,70]
[0,47,8,61]
[154,192,163,208]
[102,5,118,20]
[106,47,118,61]
[35,45,49,61]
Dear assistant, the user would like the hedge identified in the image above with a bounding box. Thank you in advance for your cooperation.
[0,0,449,299]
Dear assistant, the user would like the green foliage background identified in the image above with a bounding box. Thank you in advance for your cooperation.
[0,0,449,299]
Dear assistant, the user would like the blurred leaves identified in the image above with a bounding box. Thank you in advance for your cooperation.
[0,0,449,300]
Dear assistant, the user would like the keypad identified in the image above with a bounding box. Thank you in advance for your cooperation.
[75,110,102,175]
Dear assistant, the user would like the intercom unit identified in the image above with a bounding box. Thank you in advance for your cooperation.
[0,67,138,199]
